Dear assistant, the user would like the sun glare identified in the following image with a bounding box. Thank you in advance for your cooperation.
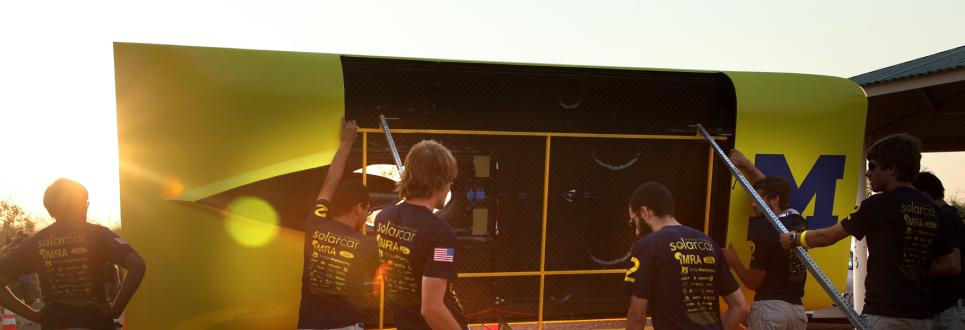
[223,196,280,247]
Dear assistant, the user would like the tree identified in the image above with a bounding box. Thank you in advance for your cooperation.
[0,199,38,246]
[950,196,965,217]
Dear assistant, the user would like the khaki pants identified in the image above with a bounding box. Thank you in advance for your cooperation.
[748,300,806,330]
[863,314,931,330]
[934,304,965,330]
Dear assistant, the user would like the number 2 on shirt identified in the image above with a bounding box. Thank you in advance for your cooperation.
[315,204,328,218]
[625,257,640,283]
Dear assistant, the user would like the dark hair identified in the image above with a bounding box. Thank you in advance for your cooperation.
[397,140,458,199]
[913,171,945,200]
[867,133,922,183]
[330,180,370,217]
[629,182,675,217]
[753,176,791,210]
[44,178,88,220]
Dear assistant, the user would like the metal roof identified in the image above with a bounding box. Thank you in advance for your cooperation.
[852,45,965,86]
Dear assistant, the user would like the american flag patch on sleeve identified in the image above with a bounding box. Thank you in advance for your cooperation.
[433,248,454,262]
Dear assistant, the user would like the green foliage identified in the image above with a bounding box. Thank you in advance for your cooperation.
[950,196,965,217]
[1,199,38,246]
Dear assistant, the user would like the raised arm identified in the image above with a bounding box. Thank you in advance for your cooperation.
[729,149,765,184]
[317,119,358,201]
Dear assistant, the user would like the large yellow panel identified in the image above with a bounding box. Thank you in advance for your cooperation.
[114,43,344,329]
[724,71,867,309]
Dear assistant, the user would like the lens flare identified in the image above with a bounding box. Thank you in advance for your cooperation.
[223,196,279,247]
[162,176,184,199]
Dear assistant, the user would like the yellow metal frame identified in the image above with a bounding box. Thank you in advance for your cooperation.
[538,136,551,329]
[359,127,726,329]
[377,317,631,330]
[362,132,368,186]
[703,146,715,234]
[358,128,726,140]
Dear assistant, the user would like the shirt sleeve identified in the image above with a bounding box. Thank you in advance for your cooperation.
[422,226,458,279]
[715,244,740,296]
[953,208,965,246]
[748,240,769,270]
[944,208,962,251]
[99,227,136,265]
[930,208,958,258]
[839,196,881,240]
[0,240,37,283]
[624,241,653,299]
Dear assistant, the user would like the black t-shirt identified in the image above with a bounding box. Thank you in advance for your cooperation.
[375,202,467,330]
[298,199,379,329]
[748,213,807,305]
[0,222,135,330]
[931,204,965,313]
[624,225,739,330]
[840,187,952,319]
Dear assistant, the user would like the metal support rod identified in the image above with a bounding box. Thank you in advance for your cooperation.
[379,115,405,173]
[358,127,728,141]
[378,277,385,330]
[703,145,715,234]
[692,124,867,330]
[537,136,552,330]
[362,132,369,239]
[362,132,368,186]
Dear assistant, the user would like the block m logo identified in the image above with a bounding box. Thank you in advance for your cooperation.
[755,154,846,229]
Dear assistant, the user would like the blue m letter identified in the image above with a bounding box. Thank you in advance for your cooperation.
[755,154,846,229]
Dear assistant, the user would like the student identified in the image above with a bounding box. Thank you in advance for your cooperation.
[375,140,468,330]
[779,134,959,329]
[722,176,807,330]
[914,171,965,330]
[0,178,146,330]
[298,119,380,330]
[624,182,749,330]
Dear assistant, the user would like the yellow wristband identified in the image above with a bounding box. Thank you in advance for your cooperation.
[799,230,811,249]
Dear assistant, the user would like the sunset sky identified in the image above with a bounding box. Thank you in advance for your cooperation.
[1,0,964,229]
